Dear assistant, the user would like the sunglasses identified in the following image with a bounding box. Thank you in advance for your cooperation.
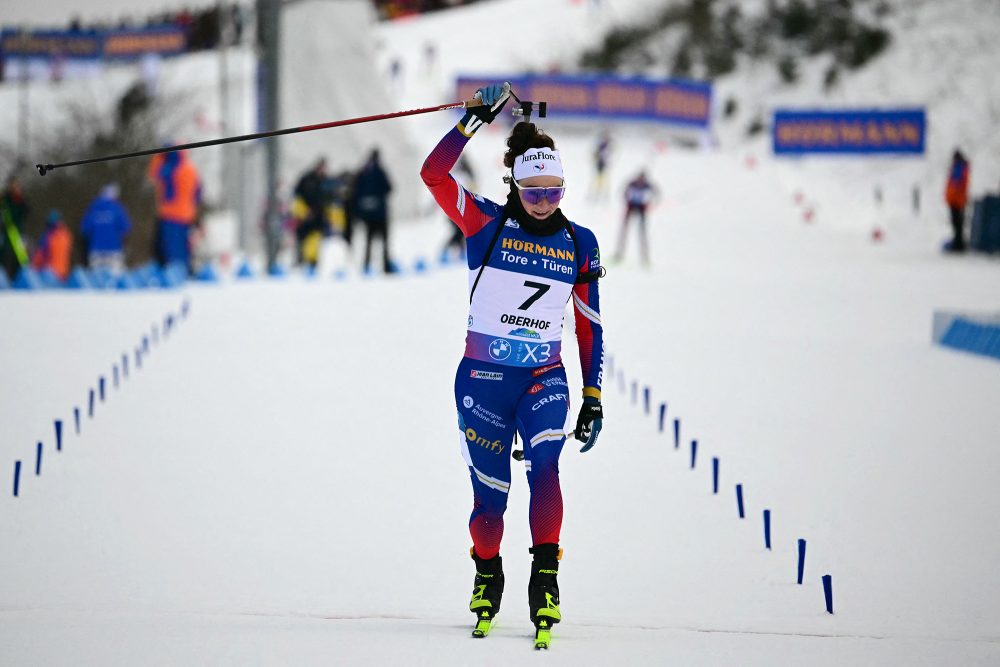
[514,180,566,206]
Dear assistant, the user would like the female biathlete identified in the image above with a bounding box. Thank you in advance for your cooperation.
[420,83,605,647]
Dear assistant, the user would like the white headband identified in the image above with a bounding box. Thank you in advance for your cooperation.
[512,147,564,181]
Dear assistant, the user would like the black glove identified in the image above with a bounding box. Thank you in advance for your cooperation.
[574,396,603,453]
[459,82,511,135]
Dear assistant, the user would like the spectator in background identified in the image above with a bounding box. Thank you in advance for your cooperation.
[31,210,73,281]
[353,148,396,274]
[613,170,658,266]
[944,149,970,253]
[81,183,132,275]
[292,158,332,268]
[148,148,202,272]
[1,174,30,280]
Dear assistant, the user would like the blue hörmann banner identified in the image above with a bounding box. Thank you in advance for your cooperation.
[772,108,926,155]
[0,27,187,61]
[456,74,713,129]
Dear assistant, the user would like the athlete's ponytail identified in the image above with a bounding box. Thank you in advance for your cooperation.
[503,123,555,169]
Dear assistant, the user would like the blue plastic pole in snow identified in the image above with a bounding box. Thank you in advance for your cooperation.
[764,509,772,549]
[88,389,95,417]
[690,439,698,469]
[122,353,129,379]
[712,457,719,494]
[797,539,807,584]
[631,381,637,405]
[98,376,105,402]
[643,386,650,414]
[822,574,834,613]
[736,484,745,518]
[35,442,43,475]
[55,420,63,452]
[74,407,81,434]
[113,364,119,388]
[673,419,680,449]
[13,461,21,496]
[658,403,667,433]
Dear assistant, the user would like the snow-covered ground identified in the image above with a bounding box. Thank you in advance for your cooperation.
[3,0,1000,664]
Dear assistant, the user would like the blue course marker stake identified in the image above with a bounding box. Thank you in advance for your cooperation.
[736,484,745,518]
[88,389,95,417]
[690,439,698,469]
[113,364,119,388]
[764,509,772,549]
[135,347,142,369]
[13,461,21,497]
[55,420,63,452]
[142,335,149,353]
[712,458,719,494]
[74,407,81,434]
[673,419,680,449]
[99,376,106,402]
[643,387,650,414]
[822,574,834,614]
[631,381,637,405]
[658,403,667,433]
[35,442,43,475]
[122,353,129,379]
[797,539,807,584]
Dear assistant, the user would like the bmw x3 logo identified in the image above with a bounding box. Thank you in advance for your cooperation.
[488,338,512,361]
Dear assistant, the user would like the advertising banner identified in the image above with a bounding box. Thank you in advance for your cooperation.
[456,74,712,128]
[772,108,926,155]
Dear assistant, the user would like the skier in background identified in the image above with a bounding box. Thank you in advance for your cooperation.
[613,170,658,266]
[589,130,612,201]
[944,149,970,253]
[80,183,132,276]
[421,82,605,646]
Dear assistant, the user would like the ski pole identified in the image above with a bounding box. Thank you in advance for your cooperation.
[34,98,485,177]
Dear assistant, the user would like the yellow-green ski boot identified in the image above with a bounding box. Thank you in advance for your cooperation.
[469,548,504,638]
[528,543,562,649]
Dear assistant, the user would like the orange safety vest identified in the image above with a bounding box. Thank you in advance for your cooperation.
[148,151,201,224]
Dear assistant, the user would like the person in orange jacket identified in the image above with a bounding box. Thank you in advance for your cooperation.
[31,209,73,281]
[148,148,202,271]
[944,149,970,252]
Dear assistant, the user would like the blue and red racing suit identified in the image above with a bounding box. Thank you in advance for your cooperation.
[421,125,605,559]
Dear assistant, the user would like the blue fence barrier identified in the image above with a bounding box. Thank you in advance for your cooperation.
[933,310,1000,362]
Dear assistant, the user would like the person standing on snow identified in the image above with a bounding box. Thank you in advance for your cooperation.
[353,148,396,274]
[420,82,605,647]
[31,209,73,282]
[613,170,658,266]
[944,149,970,253]
[80,183,132,275]
[148,147,202,273]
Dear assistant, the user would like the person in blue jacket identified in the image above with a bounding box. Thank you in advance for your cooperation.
[421,82,605,643]
[80,183,133,275]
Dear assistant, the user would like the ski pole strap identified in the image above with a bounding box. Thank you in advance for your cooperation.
[469,218,507,304]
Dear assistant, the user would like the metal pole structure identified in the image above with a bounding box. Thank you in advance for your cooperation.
[218,0,231,211]
[19,65,29,160]
[257,0,282,273]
